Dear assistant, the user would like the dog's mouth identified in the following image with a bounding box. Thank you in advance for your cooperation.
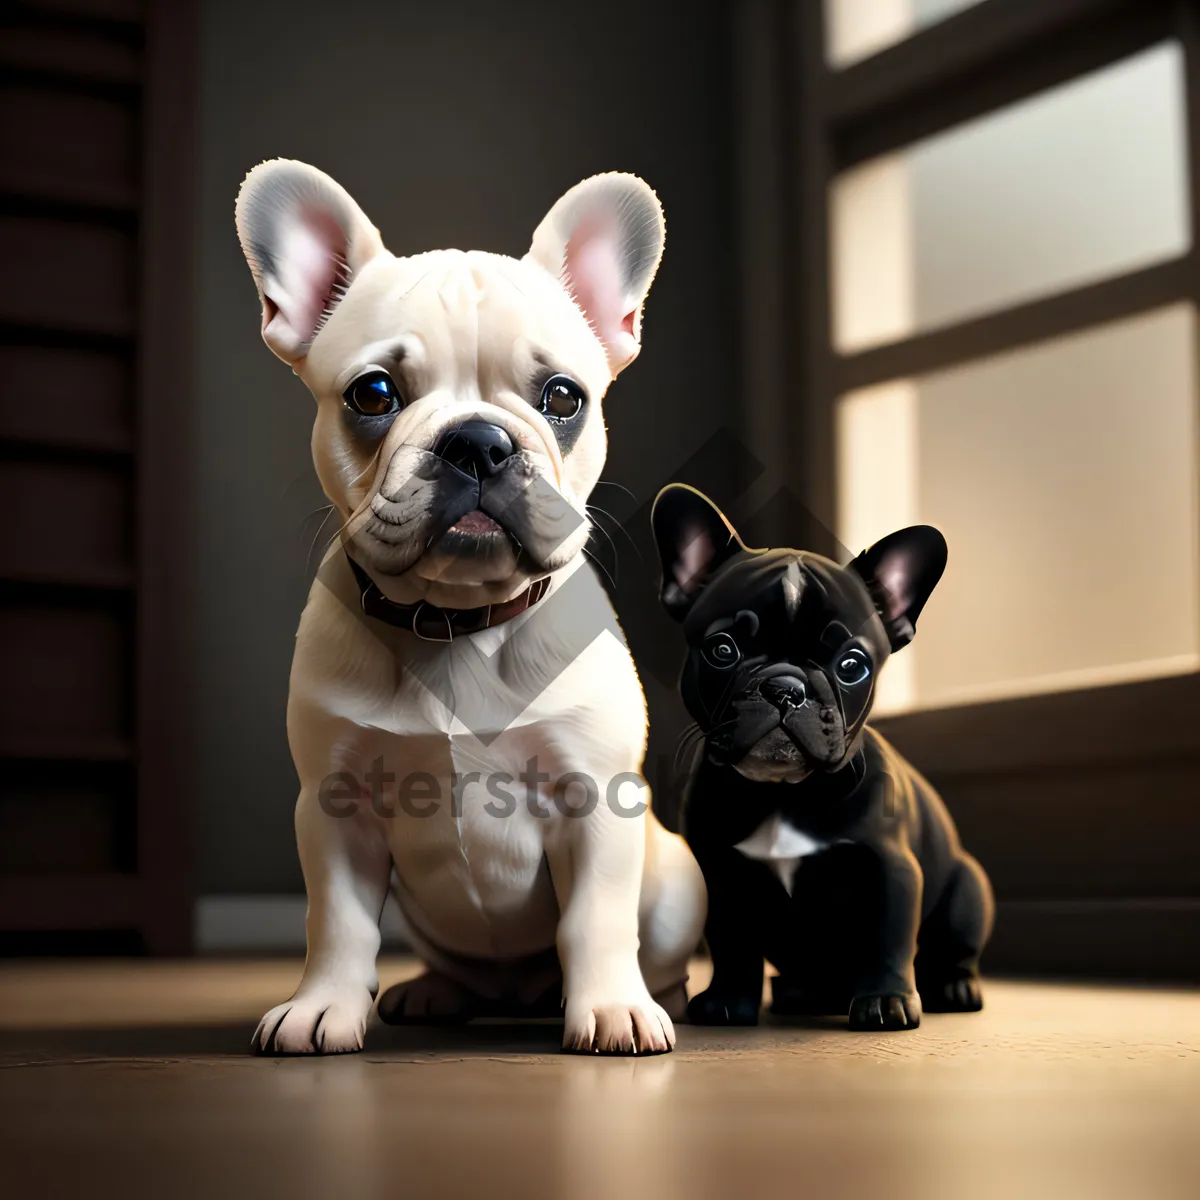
[431,509,521,567]
[353,445,586,579]
[447,509,503,536]
[708,722,816,773]
[732,729,814,784]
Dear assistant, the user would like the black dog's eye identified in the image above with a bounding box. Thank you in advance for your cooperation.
[538,374,586,422]
[344,371,402,417]
[834,648,872,686]
[703,632,740,670]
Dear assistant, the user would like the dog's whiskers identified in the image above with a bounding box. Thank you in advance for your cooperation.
[672,723,704,775]
[584,510,619,584]
[345,446,384,493]
[586,502,646,570]
[313,448,387,566]
[592,479,637,505]
[583,546,617,592]
[305,505,337,572]
[674,717,738,774]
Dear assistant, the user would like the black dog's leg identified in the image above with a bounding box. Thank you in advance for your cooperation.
[848,844,923,1031]
[770,846,874,1016]
[686,847,772,1026]
[915,852,994,1013]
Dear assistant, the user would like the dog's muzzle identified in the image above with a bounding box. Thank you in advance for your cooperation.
[361,421,585,575]
[706,665,850,772]
[433,420,516,477]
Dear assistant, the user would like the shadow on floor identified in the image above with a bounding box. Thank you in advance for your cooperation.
[0,1010,855,1062]
[0,1020,574,1061]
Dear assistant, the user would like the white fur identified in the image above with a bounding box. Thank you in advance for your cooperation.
[238,161,705,1056]
[734,813,827,896]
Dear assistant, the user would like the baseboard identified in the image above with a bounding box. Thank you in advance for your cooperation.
[194,895,411,953]
[193,895,1200,983]
[987,898,1200,983]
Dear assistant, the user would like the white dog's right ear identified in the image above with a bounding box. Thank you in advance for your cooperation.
[526,173,665,377]
[235,159,385,364]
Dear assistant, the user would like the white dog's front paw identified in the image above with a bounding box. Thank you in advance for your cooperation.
[563,994,676,1055]
[252,986,375,1056]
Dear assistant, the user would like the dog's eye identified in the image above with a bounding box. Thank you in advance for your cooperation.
[834,648,871,686]
[344,371,402,417]
[538,374,586,422]
[703,633,740,670]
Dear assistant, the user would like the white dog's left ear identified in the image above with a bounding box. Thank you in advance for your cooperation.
[526,173,665,376]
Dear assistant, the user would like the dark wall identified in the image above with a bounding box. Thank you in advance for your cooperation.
[195,0,737,893]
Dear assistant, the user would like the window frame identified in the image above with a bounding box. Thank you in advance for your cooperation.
[733,0,1200,980]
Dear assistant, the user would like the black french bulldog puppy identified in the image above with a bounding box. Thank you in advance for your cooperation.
[652,484,993,1031]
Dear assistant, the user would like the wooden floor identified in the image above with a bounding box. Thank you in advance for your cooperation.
[1,958,1198,1199]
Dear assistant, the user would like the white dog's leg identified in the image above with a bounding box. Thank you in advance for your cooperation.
[638,819,707,1018]
[549,800,675,1055]
[253,792,391,1054]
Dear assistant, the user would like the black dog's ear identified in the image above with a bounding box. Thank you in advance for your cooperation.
[651,484,744,621]
[850,525,947,651]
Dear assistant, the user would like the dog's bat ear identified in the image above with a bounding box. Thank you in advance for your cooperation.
[525,173,665,377]
[850,525,947,652]
[651,484,744,621]
[235,159,386,364]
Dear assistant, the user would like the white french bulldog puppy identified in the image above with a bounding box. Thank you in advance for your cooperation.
[235,159,706,1055]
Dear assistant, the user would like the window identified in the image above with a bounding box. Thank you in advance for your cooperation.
[826,0,985,68]
[821,8,1199,716]
[741,0,1200,979]
[830,43,1190,352]
[838,304,1200,714]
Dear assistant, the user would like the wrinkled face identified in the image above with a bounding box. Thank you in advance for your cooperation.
[652,485,947,785]
[304,250,610,600]
[236,160,664,606]
[678,551,889,783]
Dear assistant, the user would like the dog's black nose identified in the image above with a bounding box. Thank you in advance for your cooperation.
[761,675,808,711]
[434,421,516,477]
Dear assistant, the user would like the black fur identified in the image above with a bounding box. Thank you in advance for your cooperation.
[652,484,993,1030]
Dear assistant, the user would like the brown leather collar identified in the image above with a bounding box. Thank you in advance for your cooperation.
[346,555,551,641]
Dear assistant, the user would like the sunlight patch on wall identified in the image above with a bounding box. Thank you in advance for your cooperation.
[836,307,1200,714]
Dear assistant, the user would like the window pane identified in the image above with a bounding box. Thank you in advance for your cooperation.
[826,0,983,67]
[836,305,1200,715]
[831,43,1190,353]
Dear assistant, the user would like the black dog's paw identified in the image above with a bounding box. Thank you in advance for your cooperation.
[687,987,760,1026]
[920,976,983,1013]
[848,992,921,1031]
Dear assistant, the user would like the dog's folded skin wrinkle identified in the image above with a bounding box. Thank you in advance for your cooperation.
[236,159,705,1055]
[651,484,994,1033]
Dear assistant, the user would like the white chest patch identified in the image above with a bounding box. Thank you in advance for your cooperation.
[734,813,827,896]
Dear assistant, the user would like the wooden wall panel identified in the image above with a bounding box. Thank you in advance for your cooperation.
[1,0,193,952]
[0,461,132,578]
[985,899,1200,981]
[0,24,141,86]
[0,83,139,208]
[20,1,146,22]
[0,783,124,874]
[938,761,1200,901]
[0,346,133,449]
[0,606,130,740]
[0,215,137,335]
